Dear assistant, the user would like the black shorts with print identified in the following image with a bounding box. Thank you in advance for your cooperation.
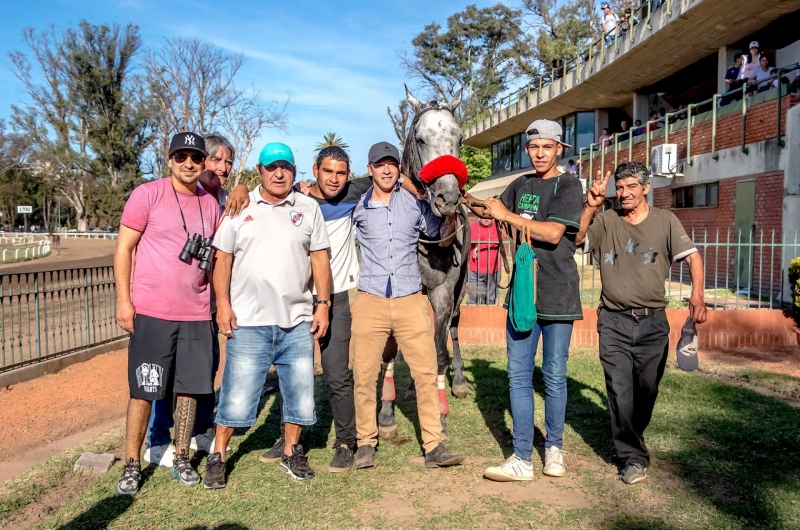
[127,314,214,400]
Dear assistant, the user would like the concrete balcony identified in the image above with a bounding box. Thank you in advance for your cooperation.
[463,0,800,149]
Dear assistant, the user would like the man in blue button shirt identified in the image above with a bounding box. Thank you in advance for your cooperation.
[350,142,465,470]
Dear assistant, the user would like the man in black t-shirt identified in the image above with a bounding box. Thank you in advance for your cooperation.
[480,120,583,482]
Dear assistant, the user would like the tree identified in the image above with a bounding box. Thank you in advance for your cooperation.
[521,0,596,80]
[387,100,412,144]
[461,145,491,190]
[402,4,532,118]
[10,26,94,231]
[144,37,288,180]
[315,132,349,151]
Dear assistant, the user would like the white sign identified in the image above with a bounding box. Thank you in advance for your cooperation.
[17,206,33,214]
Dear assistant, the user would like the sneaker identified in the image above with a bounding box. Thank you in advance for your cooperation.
[354,445,375,469]
[191,432,231,454]
[171,450,201,487]
[279,444,315,481]
[621,463,647,485]
[329,445,354,473]
[203,452,227,489]
[543,446,566,477]
[259,437,285,463]
[116,458,141,496]
[484,454,534,482]
[143,443,175,468]
[424,443,465,468]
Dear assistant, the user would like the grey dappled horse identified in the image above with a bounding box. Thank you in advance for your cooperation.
[377,86,470,441]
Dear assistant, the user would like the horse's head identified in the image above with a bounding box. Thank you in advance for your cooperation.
[403,86,463,217]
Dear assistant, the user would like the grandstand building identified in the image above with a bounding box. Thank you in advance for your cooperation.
[465,0,800,300]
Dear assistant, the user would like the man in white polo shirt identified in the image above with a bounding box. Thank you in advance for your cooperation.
[203,142,332,488]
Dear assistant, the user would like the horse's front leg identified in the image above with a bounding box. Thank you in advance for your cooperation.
[378,335,398,439]
[450,307,468,398]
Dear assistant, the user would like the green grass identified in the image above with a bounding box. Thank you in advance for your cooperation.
[19,346,800,529]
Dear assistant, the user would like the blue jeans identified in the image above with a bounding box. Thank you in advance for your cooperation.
[147,320,220,448]
[604,33,616,48]
[506,317,573,462]
[216,322,316,427]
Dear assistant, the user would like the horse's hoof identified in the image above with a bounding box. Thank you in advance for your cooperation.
[378,423,398,439]
[404,389,417,401]
[451,384,469,399]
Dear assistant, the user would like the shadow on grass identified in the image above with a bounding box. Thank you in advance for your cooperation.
[184,524,250,530]
[598,514,682,530]
[653,374,800,529]
[56,464,159,529]
[386,360,426,454]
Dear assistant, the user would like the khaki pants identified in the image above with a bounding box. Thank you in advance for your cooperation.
[351,291,442,452]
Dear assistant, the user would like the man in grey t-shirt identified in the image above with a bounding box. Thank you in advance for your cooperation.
[577,162,707,485]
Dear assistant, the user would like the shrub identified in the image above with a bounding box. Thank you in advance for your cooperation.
[789,257,800,315]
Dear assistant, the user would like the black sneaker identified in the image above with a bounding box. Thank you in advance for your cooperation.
[354,445,375,469]
[203,452,226,489]
[171,449,201,486]
[116,458,141,496]
[621,463,647,485]
[280,444,315,481]
[424,443,465,468]
[259,437,285,463]
[329,445,354,473]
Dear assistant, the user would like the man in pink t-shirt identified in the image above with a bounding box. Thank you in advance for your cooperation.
[114,132,221,496]
[468,218,502,305]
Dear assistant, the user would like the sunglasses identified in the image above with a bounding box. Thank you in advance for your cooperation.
[262,161,295,172]
[172,152,205,164]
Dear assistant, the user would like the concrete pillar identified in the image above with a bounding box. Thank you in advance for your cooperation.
[782,104,800,302]
[633,92,650,125]
[717,46,738,94]
[594,109,609,141]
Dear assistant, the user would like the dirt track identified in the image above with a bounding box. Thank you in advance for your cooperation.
[0,239,116,275]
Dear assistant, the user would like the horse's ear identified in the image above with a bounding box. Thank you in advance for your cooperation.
[405,84,423,113]
[447,88,463,112]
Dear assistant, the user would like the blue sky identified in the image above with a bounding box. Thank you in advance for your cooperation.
[0,0,495,177]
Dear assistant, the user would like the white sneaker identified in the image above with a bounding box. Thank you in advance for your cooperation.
[143,443,175,468]
[190,432,231,454]
[484,454,534,482]
[543,446,566,477]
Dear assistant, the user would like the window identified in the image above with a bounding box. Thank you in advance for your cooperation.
[672,182,719,209]
[519,133,532,169]
[561,114,576,158]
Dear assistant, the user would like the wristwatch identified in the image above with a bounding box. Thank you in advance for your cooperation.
[315,299,331,307]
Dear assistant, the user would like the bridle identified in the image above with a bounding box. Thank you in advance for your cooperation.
[403,100,457,206]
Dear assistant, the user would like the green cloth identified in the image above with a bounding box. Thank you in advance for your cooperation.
[508,242,537,332]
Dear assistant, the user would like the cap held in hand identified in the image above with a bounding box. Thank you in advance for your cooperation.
[419,155,468,189]
[676,316,699,371]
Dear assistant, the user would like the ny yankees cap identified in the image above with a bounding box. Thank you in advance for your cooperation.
[169,131,208,157]
[368,142,401,165]
[526,119,571,148]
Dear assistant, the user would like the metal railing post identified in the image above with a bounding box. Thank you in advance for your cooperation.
[686,103,695,165]
[614,26,620,54]
[646,120,652,168]
[589,143,597,179]
[614,133,620,166]
[628,125,634,161]
[741,83,749,154]
[601,138,606,174]
[34,273,41,358]
[664,112,673,144]
[667,0,672,16]
[711,94,719,160]
[777,66,786,148]
[83,269,91,344]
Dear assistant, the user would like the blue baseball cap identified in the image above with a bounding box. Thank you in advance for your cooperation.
[259,142,295,167]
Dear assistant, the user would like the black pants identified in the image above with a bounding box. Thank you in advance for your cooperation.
[318,291,356,448]
[597,307,670,467]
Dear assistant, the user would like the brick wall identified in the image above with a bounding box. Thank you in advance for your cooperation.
[578,93,798,180]
[653,171,785,297]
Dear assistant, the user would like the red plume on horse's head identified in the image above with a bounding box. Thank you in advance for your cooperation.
[418,155,468,189]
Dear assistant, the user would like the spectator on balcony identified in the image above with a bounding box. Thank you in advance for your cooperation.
[567,159,578,176]
[750,55,774,93]
[675,105,687,122]
[601,3,620,48]
[647,111,660,133]
[725,53,743,93]
[619,8,638,36]
[632,120,644,137]
[598,128,612,147]
[740,42,761,81]
[619,120,631,142]
[468,218,502,305]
